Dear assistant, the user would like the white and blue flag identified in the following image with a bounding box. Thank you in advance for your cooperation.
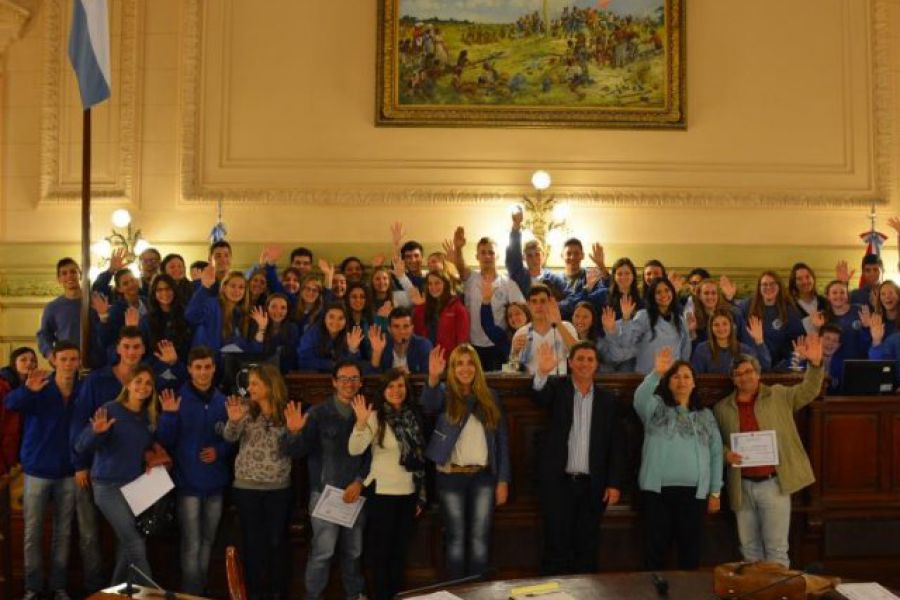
[68,0,111,109]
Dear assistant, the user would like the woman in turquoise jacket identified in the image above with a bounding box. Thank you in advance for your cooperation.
[633,347,723,571]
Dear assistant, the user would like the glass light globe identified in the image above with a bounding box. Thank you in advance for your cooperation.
[88,266,102,281]
[92,239,112,259]
[547,228,564,248]
[133,239,151,256]
[508,203,523,216]
[129,263,141,278]
[531,170,551,191]
[111,209,132,228]
[551,203,570,221]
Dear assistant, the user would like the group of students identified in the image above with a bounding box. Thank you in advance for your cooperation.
[4,215,897,600]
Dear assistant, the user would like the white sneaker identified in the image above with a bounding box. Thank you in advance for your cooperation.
[52,591,72,600]
[21,592,40,600]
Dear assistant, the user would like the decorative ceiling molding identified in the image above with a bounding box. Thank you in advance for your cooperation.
[0,0,30,56]
[39,0,141,205]
[179,0,895,209]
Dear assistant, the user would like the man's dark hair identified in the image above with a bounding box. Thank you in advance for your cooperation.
[332,358,362,379]
[339,256,363,273]
[290,247,313,262]
[563,238,583,251]
[388,306,413,324]
[862,253,883,268]
[52,340,80,356]
[400,241,424,256]
[140,247,161,260]
[208,240,232,258]
[687,268,711,280]
[527,283,554,301]
[113,268,133,288]
[117,325,144,343]
[190,260,209,272]
[820,323,843,337]
[187,345,215,365]
[567,340,599,362]
[56,257,80,276]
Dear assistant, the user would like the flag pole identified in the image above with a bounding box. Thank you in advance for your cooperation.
[79,107,91,362]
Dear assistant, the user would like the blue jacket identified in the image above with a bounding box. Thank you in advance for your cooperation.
[869,332,900,384]
[5,376,80,478]
[185,287,248,355]
[283,397,371,494]
[739,301,805,369]
[606,310,692,374]
[71,366,125,471]
[420,383,511,483]
[372,334,432,374]
[691,341,772,375]
[505,228,566,298]
[156,383,233,496]
[633,371,723,499]
[297,326,361,373]
[479,304,511,361]
[249,321,300,373]
[75,400,154,486]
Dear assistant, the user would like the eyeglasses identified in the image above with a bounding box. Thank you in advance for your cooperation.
[335,376,361,384]
[303,286,321,293]
[759,282,778,289]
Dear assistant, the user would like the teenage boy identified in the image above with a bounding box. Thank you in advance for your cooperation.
[368,306,432,374]
[156,346,232,595]
[512,284,578,375]
[286,359,370,600]
[6,342,81,600]
[37,259,83,360]
[505,209,565,297]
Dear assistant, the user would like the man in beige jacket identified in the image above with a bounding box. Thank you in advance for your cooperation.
[713,333,824,567]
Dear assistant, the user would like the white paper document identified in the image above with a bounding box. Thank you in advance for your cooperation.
[730,430,779,468]
[836,583,900,600]
[120,466,174,516]
[311,484,366,528]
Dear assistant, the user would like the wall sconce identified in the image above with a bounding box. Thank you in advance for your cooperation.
[89,208,150,280]
[514,170,570,254]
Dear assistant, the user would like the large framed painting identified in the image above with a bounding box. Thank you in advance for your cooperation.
[376,0,685,129]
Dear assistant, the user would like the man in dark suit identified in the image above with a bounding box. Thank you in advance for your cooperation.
[531,340,626,575]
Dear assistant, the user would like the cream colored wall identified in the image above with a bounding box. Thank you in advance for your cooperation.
[0,0,899,360]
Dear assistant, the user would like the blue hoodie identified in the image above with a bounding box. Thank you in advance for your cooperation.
[74,400,154,486]
[5,375,80,478]
[156,382,233,497]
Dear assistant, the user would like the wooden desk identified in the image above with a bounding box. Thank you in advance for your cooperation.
[89,584,211,599]
[398,571,714,600]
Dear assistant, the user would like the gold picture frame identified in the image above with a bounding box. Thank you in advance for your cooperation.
[376,0,685,129]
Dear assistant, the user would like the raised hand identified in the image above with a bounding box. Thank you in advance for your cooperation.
[888,216,900,234]
[159,388,181,412]
[810,311,826,330]
[408,287,425,306]
[391,255,405,279]
[547,298,563,325]
[859,305,872,328]
[154,340,178,365]
[870,312,885,345]
[653,346,674,376]
[685,311,697,334]
[346,326,364,353]
[620,296,636,321]
[586,267,602,291]
[511,206,523,230]
[453,226,466,250]
[124,306,140,327]
[536,342,557,376]
[91,407,116,433]
[746,315,765,345]
[226,396,248,423]
[835,260,854,284]
[803,332,824,367]
[719,275,737,302]
[200,264,216,288]
[284,401,308,433]
[669,271,685,292]
[601,306,617,335]
[318,258,334,278]
[441,239,456,258]
[589,242,606,269]
[428,345,447,380]
[263,245,283,265]
[351,394,374,428]
[376,301,393,319]
[24,369,50,392]
[371,254,386,268]
[250,306,269,330]
[511,333,528,353]
[108,246,127,272]
[390,221,406,251]
[90,292,110,317]
[367,324,386,355]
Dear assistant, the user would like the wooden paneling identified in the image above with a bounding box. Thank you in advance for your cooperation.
[823,414,880,490]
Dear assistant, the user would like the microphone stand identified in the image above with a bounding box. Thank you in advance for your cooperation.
[122,563,177,600]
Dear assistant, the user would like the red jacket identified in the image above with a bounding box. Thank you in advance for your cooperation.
[0,378,21,475]
[413,296,470,355]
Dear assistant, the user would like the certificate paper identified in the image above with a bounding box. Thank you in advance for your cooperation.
[730,430,779,468]
[121,466,174,516]
[311,484,366,528]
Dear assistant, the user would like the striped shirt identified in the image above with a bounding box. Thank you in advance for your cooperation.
[566,385,593,474]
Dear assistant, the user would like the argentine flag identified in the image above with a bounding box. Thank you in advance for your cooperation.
[68,0,111,109]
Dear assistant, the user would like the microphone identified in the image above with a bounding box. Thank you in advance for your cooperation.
[722,563,824,600]
[125,563,177,600]
[651,573,669,596]
[397,568,495,597]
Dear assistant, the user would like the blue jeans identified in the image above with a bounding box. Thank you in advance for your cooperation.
[177,494,223,595]
[23,475,75,592]
[93,483,154,587]
[436,470,496,579]
[305,490,366,600]
[75,483,106,592]
[736,476,792,567]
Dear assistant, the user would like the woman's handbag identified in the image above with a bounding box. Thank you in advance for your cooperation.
[713,562,840,600]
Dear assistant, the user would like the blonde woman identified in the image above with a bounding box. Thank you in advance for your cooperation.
[223,364,296,600]
[422,344,510,579]
[185,266,250,356]
[74,365,161,587]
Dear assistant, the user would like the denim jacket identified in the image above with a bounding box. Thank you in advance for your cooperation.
[420,384,511,483]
